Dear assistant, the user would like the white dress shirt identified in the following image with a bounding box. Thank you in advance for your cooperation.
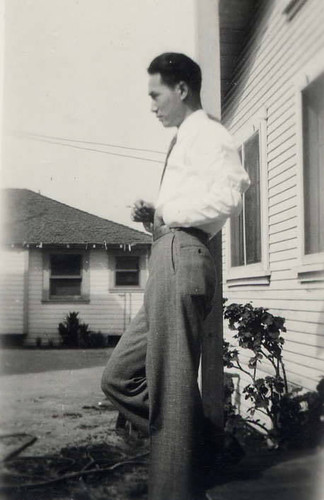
[156,110,250,238]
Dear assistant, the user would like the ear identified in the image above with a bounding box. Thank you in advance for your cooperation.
[177,81,189,100]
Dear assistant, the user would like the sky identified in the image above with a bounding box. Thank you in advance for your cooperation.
[1,0,197,230]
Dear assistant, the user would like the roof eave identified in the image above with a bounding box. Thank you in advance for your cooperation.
[2,241,152,250]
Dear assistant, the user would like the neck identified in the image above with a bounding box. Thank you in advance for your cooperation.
[177,100,202,128]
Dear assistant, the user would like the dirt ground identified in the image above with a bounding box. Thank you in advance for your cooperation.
[0,349,323,500]
[0,349,148,500]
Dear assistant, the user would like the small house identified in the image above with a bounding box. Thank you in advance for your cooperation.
[0,188,152,345]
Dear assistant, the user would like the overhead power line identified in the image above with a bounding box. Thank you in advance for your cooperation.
[18,134,165,165]
[15,130,166,155]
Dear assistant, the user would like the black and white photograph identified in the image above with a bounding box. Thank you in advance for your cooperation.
[0,1,323,499]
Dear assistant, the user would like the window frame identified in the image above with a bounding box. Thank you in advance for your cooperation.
[295,49,324,283]
[42,249,90,303]
[109,251,147,292]
[115,255,140,287]
[226,111,270,287]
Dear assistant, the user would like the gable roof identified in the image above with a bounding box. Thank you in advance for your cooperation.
[1,189,152,247]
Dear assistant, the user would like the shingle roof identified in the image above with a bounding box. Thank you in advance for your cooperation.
[1,189,152,247]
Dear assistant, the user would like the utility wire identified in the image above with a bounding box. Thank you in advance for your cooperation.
[18,135,165,165]
[15,130,166,155]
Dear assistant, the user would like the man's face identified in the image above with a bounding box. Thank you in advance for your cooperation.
[148,73,185,128]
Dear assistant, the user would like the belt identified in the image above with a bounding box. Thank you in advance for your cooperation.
[153,225,209,245]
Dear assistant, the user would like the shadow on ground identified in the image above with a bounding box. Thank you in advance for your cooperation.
[1,440,149,500]
[1,432,323,500]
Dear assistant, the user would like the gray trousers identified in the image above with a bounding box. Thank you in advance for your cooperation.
[101,228,216,500]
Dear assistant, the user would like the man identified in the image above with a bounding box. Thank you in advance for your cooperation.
[101,52,250,500]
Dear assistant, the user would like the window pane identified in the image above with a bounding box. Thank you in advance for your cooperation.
[303,72,324,254]
[116,272,139,286]
[231,210,244,267]
[51,254,81,276]
[50,278,82,296]
[231,146,245,266]
[244,132,261,264]
[115,256,140,286]
[115,256,139,271]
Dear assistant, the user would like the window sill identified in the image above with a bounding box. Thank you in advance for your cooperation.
[42,297,90,304]
[226,267,271,287]
[109,287,145,294]
[295,261,324,283]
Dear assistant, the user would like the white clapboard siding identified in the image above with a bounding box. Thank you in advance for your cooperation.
[269,217,297,236]
[224,1,324,129]
[269,179,297,204]
[284,339,324,362]
[27,248,146,344]
[269,167,296,191]
[222,0,324,394]
[268,149,296,175]
[225,340,322,387]
[0,248,27,334]
[267,109,295,139]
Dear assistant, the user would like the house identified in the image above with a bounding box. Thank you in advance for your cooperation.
[218,0,324,405]
[0,188,152,345]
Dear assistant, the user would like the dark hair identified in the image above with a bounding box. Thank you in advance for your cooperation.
[147,52,202,94]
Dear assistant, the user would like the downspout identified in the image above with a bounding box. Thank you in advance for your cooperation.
[23,249,30,340]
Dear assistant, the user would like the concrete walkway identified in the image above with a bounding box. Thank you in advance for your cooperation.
[208,445,323,500]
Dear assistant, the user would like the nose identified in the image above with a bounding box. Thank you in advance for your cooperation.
[151,100,158,113]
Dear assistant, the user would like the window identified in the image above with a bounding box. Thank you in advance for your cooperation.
[302,71,324,256]
[115,256,140,286]
[109,252,148,292]
[42,251,89,302]
[295,55,324,282]
[231,132,261,267]
[50,254,82,297]
[295,58,324,284]
[226,114,270,286]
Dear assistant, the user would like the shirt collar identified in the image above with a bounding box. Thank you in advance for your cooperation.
[177,109,207,142]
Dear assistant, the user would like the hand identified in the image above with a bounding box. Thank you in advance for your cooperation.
[142,221,153,234]
[153,205,164,228]
[131,199,155,223]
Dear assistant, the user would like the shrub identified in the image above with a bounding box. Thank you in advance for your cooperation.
[58,312,82,347]
[87,331,106,348]
[223,300,324,449]
[58,312,107,348]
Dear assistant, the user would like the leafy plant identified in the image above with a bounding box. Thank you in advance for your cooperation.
[86,331,106,348]
[223,301,324,449]
[58,312,82,347]
[58,312,107,348]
